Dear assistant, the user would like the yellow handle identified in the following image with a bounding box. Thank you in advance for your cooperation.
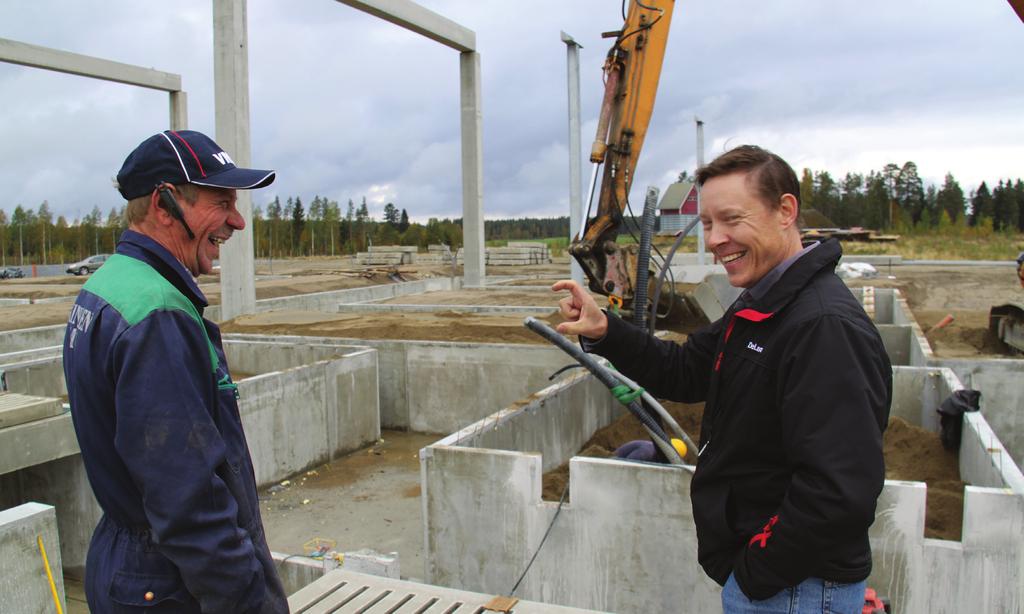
[38,534,64,614]
[670,438,688,460]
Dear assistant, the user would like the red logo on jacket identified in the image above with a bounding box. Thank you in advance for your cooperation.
[748,515,779,549]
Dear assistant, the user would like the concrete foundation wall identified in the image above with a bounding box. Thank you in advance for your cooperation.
[225,341,381,485]
[0,503,65,614]
[226,333,572,434]
[0,456,101,580]
[0,324,64,354]
[0,340,381,573]
[933,358,1024,469]
[0,356,65,397]
[422,367,1024,613]
[206,276,460,322]
[0,502,65,614]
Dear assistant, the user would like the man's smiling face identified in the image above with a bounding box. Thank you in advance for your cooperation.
[179,186,243,276]
[700,172,799,289]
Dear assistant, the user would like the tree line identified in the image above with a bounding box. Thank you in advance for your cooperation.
[2,161,1021,265]
[792,163,1024,233]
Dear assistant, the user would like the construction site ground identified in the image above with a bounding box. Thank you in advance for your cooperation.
[1,255,1020,598]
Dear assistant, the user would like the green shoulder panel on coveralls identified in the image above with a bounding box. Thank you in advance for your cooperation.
[82,253,220,373]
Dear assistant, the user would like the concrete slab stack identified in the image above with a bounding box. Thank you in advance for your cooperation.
[414,244,455,265]
[355,245,418,266]
[489,242,551,265]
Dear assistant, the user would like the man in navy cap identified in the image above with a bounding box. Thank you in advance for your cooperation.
[63,130,289,613]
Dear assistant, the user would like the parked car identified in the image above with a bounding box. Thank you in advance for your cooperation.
[66,254,111,276]
[0,266,25,279]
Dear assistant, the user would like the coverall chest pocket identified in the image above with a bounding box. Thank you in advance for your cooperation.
[215,383,260,532]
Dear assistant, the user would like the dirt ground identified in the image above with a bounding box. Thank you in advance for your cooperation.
[845,265,1021,358]
[222,309,567,344]
[4,260,1016,356]
[542,403,964,541]
[258,430,442,581]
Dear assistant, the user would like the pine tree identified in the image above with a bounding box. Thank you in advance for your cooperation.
[292,196,306,251]
[969,182,993,227]
[935,173,965,224]
[1015,179,1024,232]
[383,203,399,227]
[799,168,815,213]
[838,173,864,228]
[812,171,839,223]
[399,209,410,232]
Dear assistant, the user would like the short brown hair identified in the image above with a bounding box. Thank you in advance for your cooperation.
[696,145,800,210]
[124,183,199,225]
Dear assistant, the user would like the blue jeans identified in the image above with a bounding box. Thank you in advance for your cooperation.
[721,573,866,614]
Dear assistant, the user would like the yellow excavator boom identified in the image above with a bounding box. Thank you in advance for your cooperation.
[571,0,675,306]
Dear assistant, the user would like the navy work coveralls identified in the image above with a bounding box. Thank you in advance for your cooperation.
[63,230,288,613]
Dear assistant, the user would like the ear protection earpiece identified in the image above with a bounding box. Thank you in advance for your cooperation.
[156,183,196,240]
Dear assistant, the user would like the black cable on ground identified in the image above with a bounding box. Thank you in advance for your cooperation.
[548,363,584,381]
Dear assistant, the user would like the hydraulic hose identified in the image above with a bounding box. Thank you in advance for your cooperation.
[649,215,701,334]
[524,317,682,464]
[605,369,697,461]
[633,186,659,330]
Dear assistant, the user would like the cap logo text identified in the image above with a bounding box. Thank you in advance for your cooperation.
[212,151,235,166]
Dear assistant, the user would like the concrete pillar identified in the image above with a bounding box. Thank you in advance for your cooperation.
[695,118,706,265]
[561,32,584,287]
[213,0,257,320]
[459,51,485,287]
[169,90,188,130]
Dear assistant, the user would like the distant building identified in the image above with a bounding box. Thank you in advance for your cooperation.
[658,181,698,235]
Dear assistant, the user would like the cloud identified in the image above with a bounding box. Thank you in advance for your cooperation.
[1,0,1022,223]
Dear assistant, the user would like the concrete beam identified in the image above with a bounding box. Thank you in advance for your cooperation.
[334,0,475,51]
[213,0,258,320]
[0,37,181,91]
[332,1,485,287]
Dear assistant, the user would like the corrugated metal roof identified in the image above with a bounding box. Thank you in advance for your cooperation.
[657,182,697,213]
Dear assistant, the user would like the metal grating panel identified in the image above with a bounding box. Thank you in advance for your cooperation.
[288,569,607,614]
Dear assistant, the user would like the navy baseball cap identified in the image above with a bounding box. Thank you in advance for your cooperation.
[116,129,275,200]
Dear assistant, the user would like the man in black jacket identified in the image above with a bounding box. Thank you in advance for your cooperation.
[554,145,891,613]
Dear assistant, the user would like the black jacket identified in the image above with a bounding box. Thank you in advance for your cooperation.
[587,238,891,600]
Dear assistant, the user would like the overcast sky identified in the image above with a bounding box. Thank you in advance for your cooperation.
[1,1,1022,223]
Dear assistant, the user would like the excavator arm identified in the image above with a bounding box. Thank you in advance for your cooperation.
[570,0,675,308]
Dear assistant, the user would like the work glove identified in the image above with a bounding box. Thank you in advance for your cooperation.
[614,440,660,462]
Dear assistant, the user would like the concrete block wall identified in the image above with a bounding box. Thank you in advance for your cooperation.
[421,366,1024,613]
[0,502,65,614]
